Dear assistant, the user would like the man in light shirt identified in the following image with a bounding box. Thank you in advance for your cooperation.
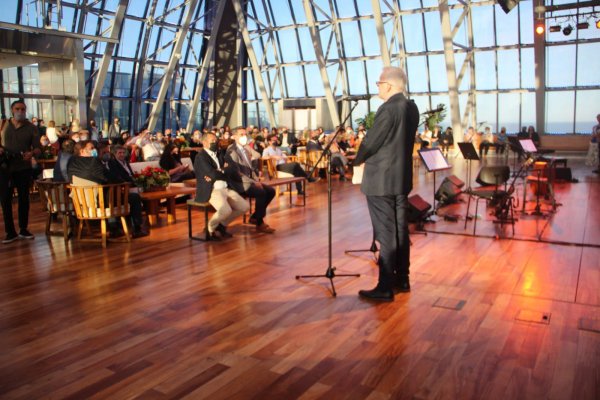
[263,134,317,194]
[193,132,249,240]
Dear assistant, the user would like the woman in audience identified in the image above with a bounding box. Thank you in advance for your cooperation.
[159,143,194,182]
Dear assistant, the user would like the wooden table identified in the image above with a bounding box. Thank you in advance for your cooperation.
[137,186,196,226]
[37,157,57,169]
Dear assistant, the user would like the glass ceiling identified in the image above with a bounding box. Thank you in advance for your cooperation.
[0,0,599,135]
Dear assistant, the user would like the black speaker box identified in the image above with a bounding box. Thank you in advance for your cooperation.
[542,167,572,181]
[408,194,432,222]
[435,175,465,204]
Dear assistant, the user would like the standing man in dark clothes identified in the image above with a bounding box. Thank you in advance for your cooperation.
[353,67,420,302]
[0,100,40,243]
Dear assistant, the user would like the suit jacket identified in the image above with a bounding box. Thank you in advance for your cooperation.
[306,139,323,152]
[107,158,134,183]
[67,156,117,184]
[353,93,419,196]
[193,149,227,203]
[224,144,260,194]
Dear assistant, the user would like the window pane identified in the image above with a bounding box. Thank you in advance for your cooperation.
[475,51,496,90]
[547,45,576,87]
[546,91,574,134]
[406,56,428,93]
[498,93,520,133]
[497,49,519,89]
[575,90,600,134]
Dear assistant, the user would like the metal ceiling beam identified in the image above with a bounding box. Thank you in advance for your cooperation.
[371,0,390,67]
[232,0,276,128]
[147,0,199,132]
[439,0,463,141]
[0,21,119,43]
[302,0,340,127]
[185,0,227,133]
[87,0,128,122]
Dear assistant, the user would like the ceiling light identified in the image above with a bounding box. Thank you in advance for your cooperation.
[596,19,600,29]
[563,25,573,36]
[549,25,561,32]
[535,22,545,35]
[576,22,589,29]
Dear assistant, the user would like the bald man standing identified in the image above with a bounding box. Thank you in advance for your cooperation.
[353,67,420,302]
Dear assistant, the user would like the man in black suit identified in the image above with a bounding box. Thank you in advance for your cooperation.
[224,127,276,234]
[107,145,135,183]
[193,133,249,240]
[68,141,148,238]
[353,67,420,302]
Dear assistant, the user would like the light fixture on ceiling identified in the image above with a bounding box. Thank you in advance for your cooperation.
[535,21,545,35]
[563,25,573,36]
[596,19,600,29]
[576,22,589,30]
[549,25,561,32]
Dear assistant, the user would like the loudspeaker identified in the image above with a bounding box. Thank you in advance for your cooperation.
[408,194,432,223]
[497,0,520,14]
[542,167,573,181]
[435,175,465,205]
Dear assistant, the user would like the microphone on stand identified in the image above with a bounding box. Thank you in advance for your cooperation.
[343,94,371,101]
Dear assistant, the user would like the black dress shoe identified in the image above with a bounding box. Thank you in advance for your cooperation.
[208,231,222,241]
[308,177,320,183]
[248,216,258,225]
[216,224,233,238]
[358,287,394,302]
[132,230,150,239]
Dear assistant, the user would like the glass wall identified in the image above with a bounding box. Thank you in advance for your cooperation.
[1,0,598,135]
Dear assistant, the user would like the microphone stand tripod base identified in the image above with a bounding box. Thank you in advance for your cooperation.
[296,267,360,297]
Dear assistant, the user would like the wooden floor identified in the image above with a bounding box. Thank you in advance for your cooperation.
[0,152,599,399]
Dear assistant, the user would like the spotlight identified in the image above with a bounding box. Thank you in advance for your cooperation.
[535,22,545,35]
[596,19,600,29]
[576,22,589,30]
[549,25,561,32]
[563,25,573,36]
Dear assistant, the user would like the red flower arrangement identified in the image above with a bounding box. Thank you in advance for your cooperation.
[132,166,170,191]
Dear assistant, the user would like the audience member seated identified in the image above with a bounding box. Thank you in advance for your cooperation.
[278,127,298,155]
[52,139,75,182]
[420,127,432,149]
[479,126,495,157]
[464,126,475,143]
[496,127,508,154]
[142,132,164,161]
[306,129,323,152]
[325,130,349,181]
[224,127,275,234]
[159,143,195,183]
[440,127,453,154]
[67,141,148,238]
[518,126,528,139]
[263,135,317,194]
[193,133,249,240]
[528,125,541,147]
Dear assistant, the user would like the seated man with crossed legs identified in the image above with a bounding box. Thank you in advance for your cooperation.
[193,133,249,240]
[224,127,276,234]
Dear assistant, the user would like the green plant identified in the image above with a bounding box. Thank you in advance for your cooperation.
[355,111,376,130]
[423,103,447,131]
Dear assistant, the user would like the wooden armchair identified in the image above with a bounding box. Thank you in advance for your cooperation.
[307,150,327,178]
[69,178,131,248]
[35,179,73,243]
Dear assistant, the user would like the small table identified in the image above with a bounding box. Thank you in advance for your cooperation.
[137,186,196,226]
[38,157,57,169]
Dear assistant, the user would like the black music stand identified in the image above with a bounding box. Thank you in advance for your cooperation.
[457,142,480,192]
[418,148,451,213]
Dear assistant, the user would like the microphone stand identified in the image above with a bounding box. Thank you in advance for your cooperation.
[296,100,361,297]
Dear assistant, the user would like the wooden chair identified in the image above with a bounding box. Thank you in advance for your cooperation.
[187,199,214,241]
[35,179,73,243]
[263,157,296,197]
[307,150,327,178]
[69,177,131,248]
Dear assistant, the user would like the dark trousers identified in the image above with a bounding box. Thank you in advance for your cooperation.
[366,195,410,291]
[129,192,144,230]
[277,162,307,191]
[0,169,32,235]
[245,182,276,224]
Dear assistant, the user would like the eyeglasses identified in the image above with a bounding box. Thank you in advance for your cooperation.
[376,81,388,86]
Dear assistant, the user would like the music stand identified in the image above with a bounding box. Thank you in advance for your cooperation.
[418,148,451,212]
[519,139,537,154]
[457,142,479,191]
